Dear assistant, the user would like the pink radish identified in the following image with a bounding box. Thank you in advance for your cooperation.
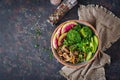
[52,34,58,49]
[56,27,62,39]
[61,22,77,33]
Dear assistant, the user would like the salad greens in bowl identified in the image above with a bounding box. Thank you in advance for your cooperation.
[51,20,100,68]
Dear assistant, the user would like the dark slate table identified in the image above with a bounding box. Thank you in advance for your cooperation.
[0,0,120,80]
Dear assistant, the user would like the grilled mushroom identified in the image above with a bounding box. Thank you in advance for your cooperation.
[69,56,75,64]
[58,50,63,56]
[63,52,74,62]
[63,53,69,59]
[74,51,79,55]
[70,51,74,56]
[61,45,69,53]
[69,51,76,64]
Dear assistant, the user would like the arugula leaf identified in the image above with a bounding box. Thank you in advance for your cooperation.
[80,26,93,38]
[72,24,81,32]
[63,39,69,46]
[69,44,78,51]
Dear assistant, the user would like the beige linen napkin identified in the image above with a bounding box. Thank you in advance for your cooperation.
[59,5,120,80]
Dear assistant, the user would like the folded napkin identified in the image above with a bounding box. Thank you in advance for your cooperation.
[59,5,120,80]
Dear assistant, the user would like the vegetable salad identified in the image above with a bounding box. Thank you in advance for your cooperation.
[52,21,98,64]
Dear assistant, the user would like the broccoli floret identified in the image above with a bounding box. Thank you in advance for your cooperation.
[67,30,81,44]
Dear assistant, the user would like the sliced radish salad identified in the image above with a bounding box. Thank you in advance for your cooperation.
[52,21,99,64]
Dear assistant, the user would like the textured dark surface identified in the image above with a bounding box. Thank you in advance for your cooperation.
[0,0,120,80]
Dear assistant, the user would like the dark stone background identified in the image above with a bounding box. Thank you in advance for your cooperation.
[0,0,120,80]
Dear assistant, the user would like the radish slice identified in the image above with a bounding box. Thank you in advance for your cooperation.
[61,22,77,33]
[56,27,62,39]
[52,34,58,49]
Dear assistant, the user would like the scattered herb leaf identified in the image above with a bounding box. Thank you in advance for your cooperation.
[35,29,41,36]
[34,44,39,48]
[49,52,53,60]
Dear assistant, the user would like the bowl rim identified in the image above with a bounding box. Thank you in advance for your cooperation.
[51,20,101,69]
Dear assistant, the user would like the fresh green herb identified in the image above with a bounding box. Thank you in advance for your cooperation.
[76,43,83,51]
[69,44,78,51]
[66,30,81,44]
[63,39,69,46]
[42,47,50,51]
[34,29,41,48]
[49,52,53,60]
[35,29,41,36]
[72,24,81,31]
[78,54,84,62]
[34,44,39,48]
[84,47,92,54]
[80,26,92,38]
